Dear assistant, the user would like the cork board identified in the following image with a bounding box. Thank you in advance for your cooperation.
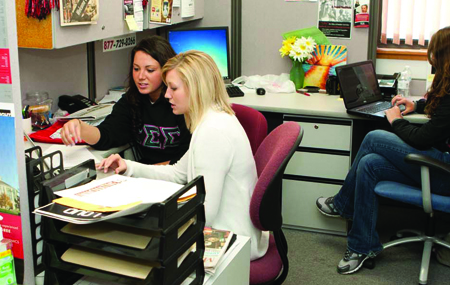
[15,0,53,49]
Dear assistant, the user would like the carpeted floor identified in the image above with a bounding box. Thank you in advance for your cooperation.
[282,205,450,284]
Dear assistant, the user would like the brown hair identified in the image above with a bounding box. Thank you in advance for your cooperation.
[426,26,450,116]
[125,35,176,138]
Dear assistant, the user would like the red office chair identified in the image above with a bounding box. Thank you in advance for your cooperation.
[250,122,303,285]
[231,104,268,156]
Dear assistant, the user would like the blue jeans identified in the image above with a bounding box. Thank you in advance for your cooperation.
[333,130,450,256]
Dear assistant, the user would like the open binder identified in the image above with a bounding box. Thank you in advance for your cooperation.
[25,146,206,285]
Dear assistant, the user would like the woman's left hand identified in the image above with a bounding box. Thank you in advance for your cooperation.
[96,154,127,174]
[385,105,403,125]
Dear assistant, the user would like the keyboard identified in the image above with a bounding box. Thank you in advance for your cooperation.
[356,101,392,114]
[226,86,244,97]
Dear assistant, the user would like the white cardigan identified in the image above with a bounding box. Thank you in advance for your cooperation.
[124,109,269,260]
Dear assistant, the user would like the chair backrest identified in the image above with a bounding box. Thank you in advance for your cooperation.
[250,122,303,231]
[231,103,268,156]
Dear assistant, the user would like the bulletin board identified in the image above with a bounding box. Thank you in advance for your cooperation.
[15,0,53,49]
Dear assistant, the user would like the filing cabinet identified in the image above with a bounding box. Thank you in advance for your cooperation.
[282,115,352,235]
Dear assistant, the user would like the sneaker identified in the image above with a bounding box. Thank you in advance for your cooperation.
[337,249,369,274]
[316,196,340,217]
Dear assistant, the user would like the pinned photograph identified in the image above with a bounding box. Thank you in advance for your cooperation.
[60,0,99,26]
[150,0,173,24]
[354,0,370,28]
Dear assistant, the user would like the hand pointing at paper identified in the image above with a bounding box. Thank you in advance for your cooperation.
[97,154,128,174]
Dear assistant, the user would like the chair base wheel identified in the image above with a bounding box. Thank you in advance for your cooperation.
[364,258,375,269]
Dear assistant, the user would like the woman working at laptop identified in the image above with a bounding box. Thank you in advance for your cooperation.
[316,26,450,275]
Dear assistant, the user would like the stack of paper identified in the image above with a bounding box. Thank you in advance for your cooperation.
[33,175,185,224]
[62,246,153,279]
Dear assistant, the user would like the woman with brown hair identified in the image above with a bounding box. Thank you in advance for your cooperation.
[61,35,190,165]
[316,26,450,274]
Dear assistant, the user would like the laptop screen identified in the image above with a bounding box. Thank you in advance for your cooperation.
[336,61,383,110]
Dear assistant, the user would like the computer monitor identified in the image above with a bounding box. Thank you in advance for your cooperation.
[168,27,231,81]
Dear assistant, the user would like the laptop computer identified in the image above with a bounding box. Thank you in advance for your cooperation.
[336,60,396,119]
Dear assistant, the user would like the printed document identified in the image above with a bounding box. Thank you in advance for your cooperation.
[181,0,194,17]
[55,174,184,208]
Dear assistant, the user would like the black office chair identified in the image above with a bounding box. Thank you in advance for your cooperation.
[374,154,450,285]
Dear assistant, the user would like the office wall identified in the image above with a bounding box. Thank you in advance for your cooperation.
[94,29,160,101]
[18,45,88,109]
[241,0,369,76]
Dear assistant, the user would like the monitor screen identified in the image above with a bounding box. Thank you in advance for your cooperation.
[168,27,230,80]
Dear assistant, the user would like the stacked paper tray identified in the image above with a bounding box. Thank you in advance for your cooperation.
[25,146,68,276]
[42,203,205,263]
[38,167,206,284]
[43,236,205,285]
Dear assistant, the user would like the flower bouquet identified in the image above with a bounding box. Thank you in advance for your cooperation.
[280,27,330,90]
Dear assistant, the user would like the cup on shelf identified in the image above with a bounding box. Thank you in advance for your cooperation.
[22,117,32,135]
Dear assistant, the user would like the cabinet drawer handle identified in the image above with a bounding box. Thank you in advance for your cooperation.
[314,125,319,129]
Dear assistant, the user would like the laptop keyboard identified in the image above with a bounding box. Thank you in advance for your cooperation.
[357,101,392,114]
[226,86,244,97]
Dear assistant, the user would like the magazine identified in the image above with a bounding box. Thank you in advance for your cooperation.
[203,227,234,271]
[150,0,173,24]
[60,0,99,26]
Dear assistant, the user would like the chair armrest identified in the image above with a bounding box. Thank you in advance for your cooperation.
[405,154,450,175]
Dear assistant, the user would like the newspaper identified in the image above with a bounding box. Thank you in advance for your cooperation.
[54,104,114,121]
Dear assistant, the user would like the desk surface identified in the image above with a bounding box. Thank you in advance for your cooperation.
[230,89,428,124]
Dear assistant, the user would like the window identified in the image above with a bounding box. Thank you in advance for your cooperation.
[380,0,450,48]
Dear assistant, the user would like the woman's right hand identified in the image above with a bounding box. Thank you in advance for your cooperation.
[391,95,415,115]
[96,154,128,174]
[60,119,82,146]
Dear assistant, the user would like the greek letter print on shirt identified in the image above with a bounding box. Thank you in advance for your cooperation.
[141,124,181,149]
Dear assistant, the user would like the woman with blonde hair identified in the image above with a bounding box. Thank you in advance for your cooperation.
[98,50,269,260]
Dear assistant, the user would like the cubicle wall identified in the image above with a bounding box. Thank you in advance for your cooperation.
[18,1,372,104]
[17,1,206,105]
[18,45,89,110]
[241,0,369,76]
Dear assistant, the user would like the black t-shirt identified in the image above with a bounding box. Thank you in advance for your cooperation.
[392,96,450,152]
[92,92,191,164]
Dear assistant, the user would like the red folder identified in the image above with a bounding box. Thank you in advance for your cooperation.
[29,120,86,145]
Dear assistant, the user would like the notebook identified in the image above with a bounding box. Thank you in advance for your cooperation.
[336,60,396,119]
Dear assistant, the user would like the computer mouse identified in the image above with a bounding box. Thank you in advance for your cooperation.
[256,88,266,95]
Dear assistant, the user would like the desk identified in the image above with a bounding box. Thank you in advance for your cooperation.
[182,235,251,285]
[230,90,427,235]
[230,90,427,124]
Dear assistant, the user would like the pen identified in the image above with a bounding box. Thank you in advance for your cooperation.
[22,105,29,118]
[296,90,310,96]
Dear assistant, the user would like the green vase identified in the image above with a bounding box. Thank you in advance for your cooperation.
[290,60,305,90]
